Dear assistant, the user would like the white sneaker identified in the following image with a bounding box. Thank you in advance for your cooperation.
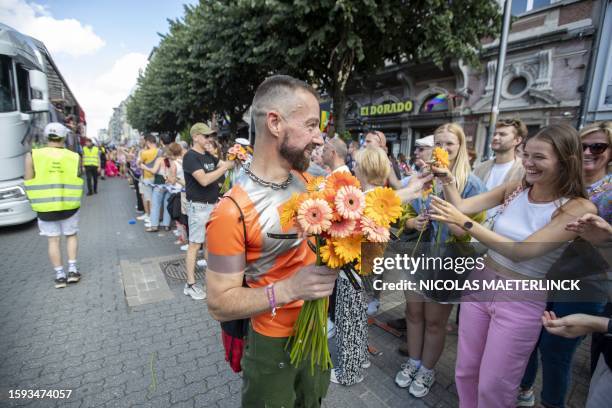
[516,388,535,407]
[136,214,147,221]
[367,299,380,316]
[329,368,363,385]
[395,359,419,388]
[184,283,205,300]
[196,259,207,268]
[409,367,435,398]
[144,221,151,228]
[327,318,336,339]
[180,244,188,252]
[361,359,371,369]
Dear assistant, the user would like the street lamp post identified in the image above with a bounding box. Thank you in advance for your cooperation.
[484,0,513,161]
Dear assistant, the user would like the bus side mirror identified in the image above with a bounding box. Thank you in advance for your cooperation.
[29,70,49,112]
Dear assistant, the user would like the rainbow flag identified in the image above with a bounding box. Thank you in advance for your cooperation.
[425,94,448,112]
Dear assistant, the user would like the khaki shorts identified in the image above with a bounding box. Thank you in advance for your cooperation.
[38,210,80,237]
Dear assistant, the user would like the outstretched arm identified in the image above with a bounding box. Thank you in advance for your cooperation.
[429,196,597,261]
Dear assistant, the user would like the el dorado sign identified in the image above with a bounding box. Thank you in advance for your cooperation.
[360,100,413,116]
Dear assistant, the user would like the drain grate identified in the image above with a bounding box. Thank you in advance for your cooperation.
[159,257,205,281]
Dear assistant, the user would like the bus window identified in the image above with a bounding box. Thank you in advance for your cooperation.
[0,55,16,113]
[16,65,31,112]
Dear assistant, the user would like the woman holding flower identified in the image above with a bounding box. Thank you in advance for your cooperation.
[428,124,597,407]
[395,123,486,398]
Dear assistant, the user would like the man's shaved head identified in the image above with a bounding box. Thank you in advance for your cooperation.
[252,75,319,135]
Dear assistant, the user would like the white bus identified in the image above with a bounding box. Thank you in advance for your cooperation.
[0,23,84,226]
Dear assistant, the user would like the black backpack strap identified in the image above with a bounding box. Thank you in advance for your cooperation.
[223,195,248,287]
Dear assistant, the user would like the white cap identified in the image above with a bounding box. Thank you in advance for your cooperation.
[415,135,434,148]
[235,137,250,146]
[44,122,70,139]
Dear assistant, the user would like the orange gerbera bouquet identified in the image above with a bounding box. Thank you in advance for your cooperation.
[280,172,402,372]
[221,144,252,193]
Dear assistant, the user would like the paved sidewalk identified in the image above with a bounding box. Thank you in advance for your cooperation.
[0,178,590,407]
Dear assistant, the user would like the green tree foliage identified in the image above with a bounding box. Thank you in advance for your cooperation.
[127,0,501,135]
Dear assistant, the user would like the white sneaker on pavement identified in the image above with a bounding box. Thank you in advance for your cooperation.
[184,283,205,300]
[180,244,188,251]
[362,359,371,369]
[409,366,435,398]
[395,359,420,388]
[197,259,207,268]
[136,214,147,221]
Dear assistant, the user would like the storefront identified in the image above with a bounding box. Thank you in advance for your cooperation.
[345,64,464,158]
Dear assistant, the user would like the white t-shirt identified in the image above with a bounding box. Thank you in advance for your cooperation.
[486,160,515,220]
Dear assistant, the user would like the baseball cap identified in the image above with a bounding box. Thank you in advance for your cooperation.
[415,135,434,148]
[235,137,250,146]
[44,122,70,139]
[190,123,216,137]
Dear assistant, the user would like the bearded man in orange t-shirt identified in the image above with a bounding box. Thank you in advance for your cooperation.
[206,75,337,407]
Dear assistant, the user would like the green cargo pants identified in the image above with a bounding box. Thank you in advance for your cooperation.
[241,328,330,407]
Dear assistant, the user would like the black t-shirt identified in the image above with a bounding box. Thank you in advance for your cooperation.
[183,149,220,203]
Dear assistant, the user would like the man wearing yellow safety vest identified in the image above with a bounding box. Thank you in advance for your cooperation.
[82,137,101,196]
[24,123,84,289]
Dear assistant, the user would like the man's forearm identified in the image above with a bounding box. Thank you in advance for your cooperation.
[197,166,227,187]
[208,279,294,322]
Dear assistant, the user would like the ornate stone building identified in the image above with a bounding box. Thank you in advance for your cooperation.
[344,0,605,160]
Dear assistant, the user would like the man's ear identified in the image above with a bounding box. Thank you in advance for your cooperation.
[266,111,282,138]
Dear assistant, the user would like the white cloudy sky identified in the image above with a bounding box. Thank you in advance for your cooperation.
[0,0,193,137]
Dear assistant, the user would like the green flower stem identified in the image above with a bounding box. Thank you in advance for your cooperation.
[286,235,333,374]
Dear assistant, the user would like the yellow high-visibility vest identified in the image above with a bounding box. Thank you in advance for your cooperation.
[82,146,100,167]
[24,147,83,212]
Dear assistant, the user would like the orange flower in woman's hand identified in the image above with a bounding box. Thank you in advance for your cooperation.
[432,147,450,168]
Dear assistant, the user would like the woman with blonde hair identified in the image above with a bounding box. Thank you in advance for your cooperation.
[429,123,597,407]
[330,146,389,386]
[394,123,486,398]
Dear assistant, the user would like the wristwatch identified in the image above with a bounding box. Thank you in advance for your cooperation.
[463,221,474,230]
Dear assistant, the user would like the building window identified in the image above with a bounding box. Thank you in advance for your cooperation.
[0,55,16,113]
[421,94,449,113]
[507,76,529,96]
[511,0,553,16]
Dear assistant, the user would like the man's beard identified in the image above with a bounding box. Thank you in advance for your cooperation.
[279,134,315,172]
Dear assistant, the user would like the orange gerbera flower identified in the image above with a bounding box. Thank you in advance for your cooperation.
[335,186,365,220]
[333,235,362,264]
[325,171,360,192]
[297,198,333,235]
[361,216,390,242]
[320,240,344,269]
[432,146,450,168]
[364,187,402,227]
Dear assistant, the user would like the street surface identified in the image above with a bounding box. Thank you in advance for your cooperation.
[0,178,590,407]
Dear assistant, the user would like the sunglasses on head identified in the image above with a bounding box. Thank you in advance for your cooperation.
[582,143,609,155]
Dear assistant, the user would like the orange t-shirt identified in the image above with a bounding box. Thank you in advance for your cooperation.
[206,170,315,338]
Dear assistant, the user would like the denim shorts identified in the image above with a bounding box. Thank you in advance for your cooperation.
[187,201,214,244]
